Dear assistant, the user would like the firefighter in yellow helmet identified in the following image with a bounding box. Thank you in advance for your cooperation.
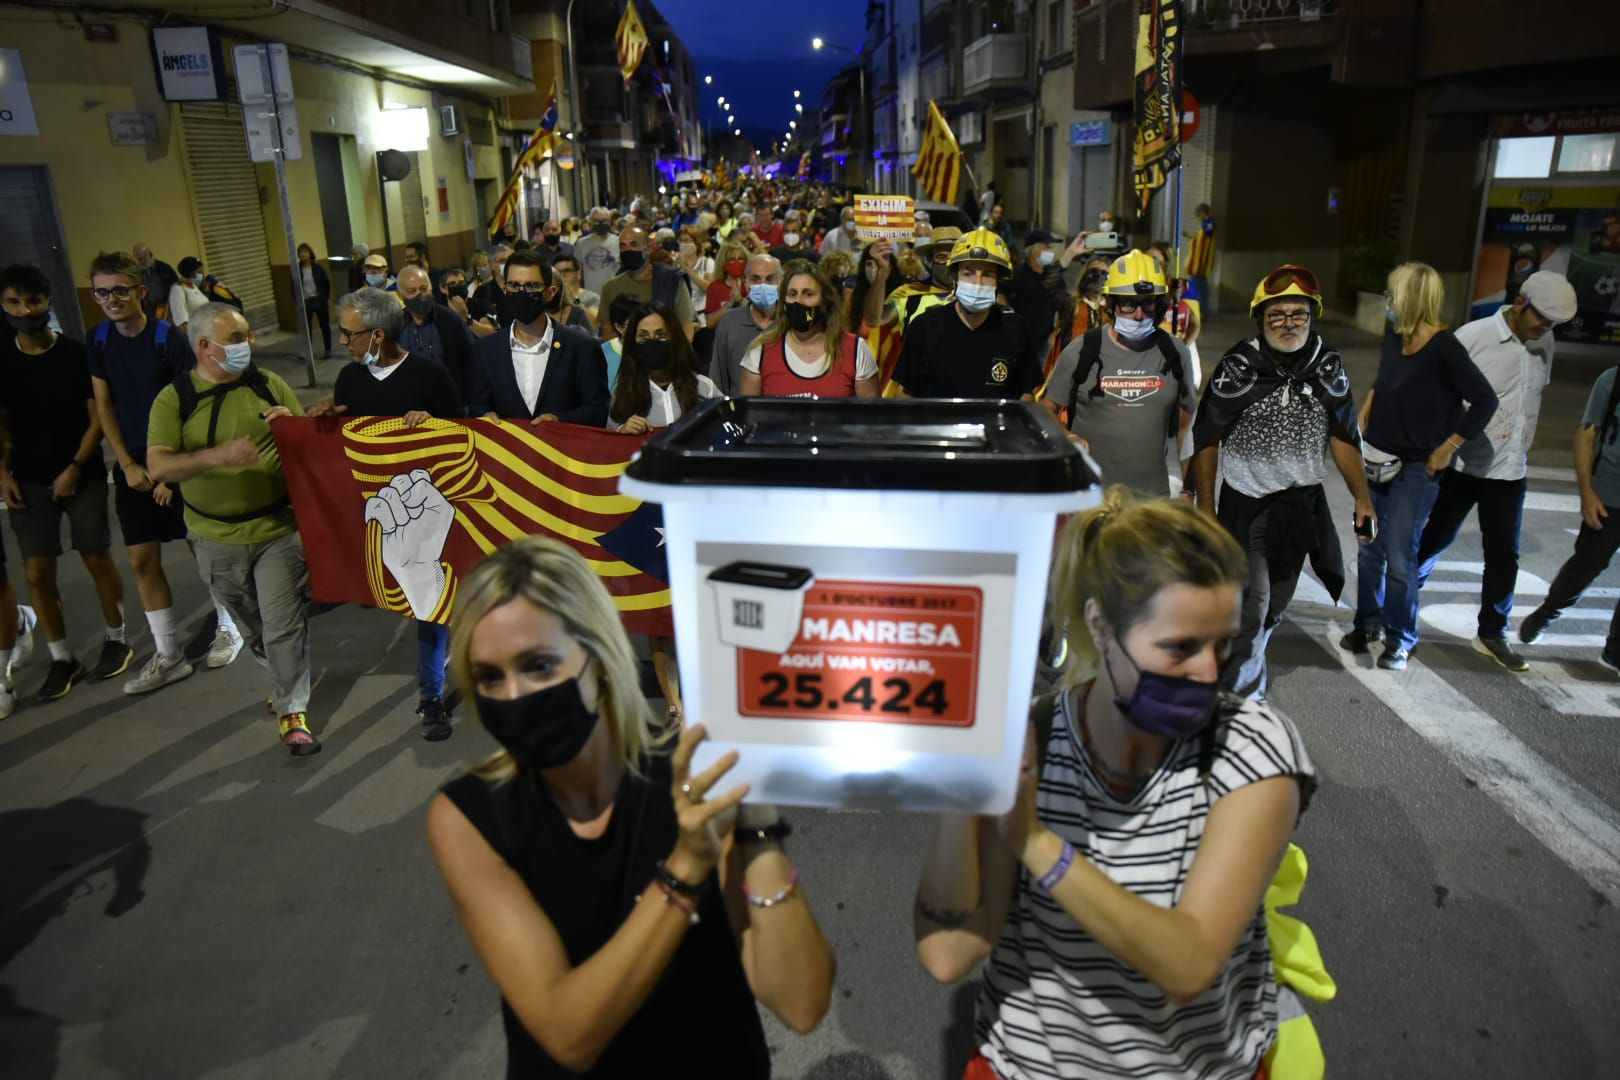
[891,228,1042,400]
[1190,263,1375,699]
[1042,249,1198,496]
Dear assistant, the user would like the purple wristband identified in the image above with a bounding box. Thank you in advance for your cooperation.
[1036,839,1077,892]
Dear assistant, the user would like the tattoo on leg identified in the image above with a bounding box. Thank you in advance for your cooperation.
[915,895,979,929]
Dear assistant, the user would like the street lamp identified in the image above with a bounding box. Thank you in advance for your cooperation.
[727,115,735,124]
[717,95,725,106]
[704,75,712,85]
[812,36,824,49]
[734,128,741,136]
[789,120,796,129]
[794,90,801,98]
[795,103,803,113]
[811,36,866,186]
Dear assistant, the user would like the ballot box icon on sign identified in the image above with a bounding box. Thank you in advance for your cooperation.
[707,562,815,653]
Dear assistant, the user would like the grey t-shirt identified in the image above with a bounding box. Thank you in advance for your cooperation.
[573,233,620,294]
[1582,367,1620,508]
[1047,329,1197,496]
[708,303,776,396]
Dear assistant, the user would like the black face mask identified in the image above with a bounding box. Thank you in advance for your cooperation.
[475,671,600,769]
[505,291,549,324]
[637,339,672,371]
[544,234,561,247]
[592,222,612,236]
[620,249,647,273]
[5,312,51,335]
[785,301,822,333]
[405,294,436,319]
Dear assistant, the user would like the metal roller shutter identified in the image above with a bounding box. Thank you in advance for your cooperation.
[0,166,83,339]
[178,102,280,331]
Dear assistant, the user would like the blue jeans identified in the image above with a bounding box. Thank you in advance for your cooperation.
[1415,471,1527,639]
[1355,466,1442,653]
[417,620,448,699]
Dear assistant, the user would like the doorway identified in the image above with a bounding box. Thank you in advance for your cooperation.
[0,166,82,339]
[311,133,353,265]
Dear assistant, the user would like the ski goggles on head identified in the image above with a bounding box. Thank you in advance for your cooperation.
[1259,264,1321,300]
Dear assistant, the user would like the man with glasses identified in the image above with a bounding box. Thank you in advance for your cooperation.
[548,253,595,334]
[88,251,245,702]
[1042,250,1197,497]
[574,207,620,295]
[397,265,475,402]
[891,229,1041,401]
[1416,271,1578,669]
[1191,264,1374,700]
[467,250,607,424]
[315,287,463,740]
[862,227,963,337]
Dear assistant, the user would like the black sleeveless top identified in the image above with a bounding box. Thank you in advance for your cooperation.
[442,754,771,1079]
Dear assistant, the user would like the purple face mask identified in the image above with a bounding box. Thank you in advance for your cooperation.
[1103,636,1221,740]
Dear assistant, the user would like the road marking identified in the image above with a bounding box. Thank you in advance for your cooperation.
[1524,491,1580,514]
[1522,661,1620,719]
[1526,465,1576,484]
[1296,615,1620,905]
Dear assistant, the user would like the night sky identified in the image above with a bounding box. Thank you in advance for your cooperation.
[655,0,871,152]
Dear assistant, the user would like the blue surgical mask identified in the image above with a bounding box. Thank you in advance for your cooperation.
[360,330,383,369]
[956,280,996,313]
[220,341,252,374]
[193,272,205,287]
[748,282,779,311]
[366,273,386,288]
[1114,314,1156,341]
[1038,249,1057,268]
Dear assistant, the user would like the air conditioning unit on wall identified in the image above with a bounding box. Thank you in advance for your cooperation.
[440,106,460,137]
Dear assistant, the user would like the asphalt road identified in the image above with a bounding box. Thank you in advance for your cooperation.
[2,316,1619,1078]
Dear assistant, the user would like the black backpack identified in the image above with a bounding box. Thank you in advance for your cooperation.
[171,363,291,524]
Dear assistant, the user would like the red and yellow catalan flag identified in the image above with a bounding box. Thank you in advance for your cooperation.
[273,417,672,636]
[912,101,962,205]
[616,0,649,84]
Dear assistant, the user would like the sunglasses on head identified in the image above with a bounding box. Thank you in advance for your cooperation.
[1258,264,1320,300]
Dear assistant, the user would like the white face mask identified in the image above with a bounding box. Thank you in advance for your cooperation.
[1038,249,1057,267]
[864,264,878,284]
[1114,314,1155,341]
[956,280,996,313]
[844,219,857,233]
[784,232,801,248]
[1099,218,1115,232]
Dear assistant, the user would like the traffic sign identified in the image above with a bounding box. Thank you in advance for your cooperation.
[1180,91,1202,143]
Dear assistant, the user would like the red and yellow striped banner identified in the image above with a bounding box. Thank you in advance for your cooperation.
[912,101,962,205]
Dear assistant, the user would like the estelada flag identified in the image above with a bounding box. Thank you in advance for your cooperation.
[272,417,673,636]
[616,0,649,84]
[912,101,962,204]
[1132,0,1184,214]
[487,83,562,239]
[797,151,811,180]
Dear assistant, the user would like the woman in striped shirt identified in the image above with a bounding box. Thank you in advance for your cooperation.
[915,488,1317,1079]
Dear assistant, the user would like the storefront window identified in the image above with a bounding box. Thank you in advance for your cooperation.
[1557,133,1617,174]
[1493,136,1556,178]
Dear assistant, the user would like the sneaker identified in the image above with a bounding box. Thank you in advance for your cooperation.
[1518,608,1552,645]
[278,712,321,756]
[417,696,453,742]
[122,653,195,695]
[13,605,37,672]
[1339,626,1381,654]
[1377,646,1409,671]
[93,639,135,681]
[1474,636,1529,673]
[206,625,243,669]
[38,658,85,701]
[0,684,15,721]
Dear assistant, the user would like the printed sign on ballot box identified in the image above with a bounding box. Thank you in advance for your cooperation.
[696,542,1016,782]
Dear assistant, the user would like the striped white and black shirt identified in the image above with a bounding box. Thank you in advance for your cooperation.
[977,690,1317,1079]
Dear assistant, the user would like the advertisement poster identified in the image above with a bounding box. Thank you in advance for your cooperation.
[1470,184,1620,346]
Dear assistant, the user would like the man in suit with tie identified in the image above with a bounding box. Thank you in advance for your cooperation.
[467,250,609,426]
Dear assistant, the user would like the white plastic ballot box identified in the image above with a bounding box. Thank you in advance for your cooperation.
[619,398,1100,814]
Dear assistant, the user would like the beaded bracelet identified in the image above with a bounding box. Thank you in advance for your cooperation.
[742,867,800,909]
[1036,840,1077,893]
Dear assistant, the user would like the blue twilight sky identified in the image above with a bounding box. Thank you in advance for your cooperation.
[653,0,871,149]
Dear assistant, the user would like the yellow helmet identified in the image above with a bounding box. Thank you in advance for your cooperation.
[1103,250,1169,297]
[1248,264,1323,316]
[947,228,1013,272]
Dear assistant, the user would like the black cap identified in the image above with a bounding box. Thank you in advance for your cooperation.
[1024,228,1062,247]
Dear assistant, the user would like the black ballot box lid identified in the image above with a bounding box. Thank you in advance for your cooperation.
[623,397,1098,494]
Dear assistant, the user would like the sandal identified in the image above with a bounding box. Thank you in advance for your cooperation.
[278,712,322,756]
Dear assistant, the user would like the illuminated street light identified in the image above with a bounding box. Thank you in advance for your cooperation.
[794,90,801,98]
[795,104,803,113]
[704,75,713,85]
[727,115,735,124]
[734,128,741,136]
[812,36,824,50]
[717,95,725,106]
[789,120,796,129]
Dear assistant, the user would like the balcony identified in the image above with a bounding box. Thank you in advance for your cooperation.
[957,111,984,146]
[962,33,1028,95]
[1186,0,1339,28]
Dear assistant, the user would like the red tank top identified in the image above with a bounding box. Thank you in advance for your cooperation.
[759,332,860,398]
